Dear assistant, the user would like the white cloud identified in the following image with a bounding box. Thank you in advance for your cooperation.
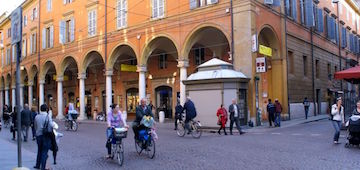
[0,0,25,16]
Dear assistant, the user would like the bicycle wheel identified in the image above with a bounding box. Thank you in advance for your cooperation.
[176,121,185,137]
[146,138,156,159]
[72,121,78,131]
[191,121,202,139]
[117,143,124,166]
[65,121,70,131]
[134,139,142,155]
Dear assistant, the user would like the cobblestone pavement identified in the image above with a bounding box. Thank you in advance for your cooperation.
[1,119,359,170]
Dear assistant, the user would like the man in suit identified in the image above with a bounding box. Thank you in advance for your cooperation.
[132,98,153,140]
[228,99,245,135]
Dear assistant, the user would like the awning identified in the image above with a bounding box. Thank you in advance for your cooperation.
[334,65,360,84]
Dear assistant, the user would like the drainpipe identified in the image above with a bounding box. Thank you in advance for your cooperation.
[105,0,107,65]
[230,0,234,65]
[37,0,41,107]
[284,0,290,120]
[310,27,316,116]
[337,2,343,92]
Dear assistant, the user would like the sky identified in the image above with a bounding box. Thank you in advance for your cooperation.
[0,0,24,16]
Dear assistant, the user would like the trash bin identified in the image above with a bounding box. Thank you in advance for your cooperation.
[159,111,165,123]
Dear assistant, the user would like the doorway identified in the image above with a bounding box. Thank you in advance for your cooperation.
[126,88,139,114]
[316,89,321,115]
[155,86,172,118]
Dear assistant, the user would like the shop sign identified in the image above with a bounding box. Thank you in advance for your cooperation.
[121,64,137,72]
[256,57,266,73]
[259,45,272,56]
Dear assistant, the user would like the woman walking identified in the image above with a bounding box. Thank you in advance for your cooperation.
[216,104,228,135]
[331,97,345,144]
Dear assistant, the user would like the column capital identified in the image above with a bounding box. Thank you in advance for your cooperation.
[137,65,147,72]
[19,84,24,88]
[39,80,45,84]
[4,87,9,90]
[28,81,34,86]
[177,59,189,68]
[11,86,15,89]
[105,70,113,76]
[56,76,64,82]
[78,73,87,79]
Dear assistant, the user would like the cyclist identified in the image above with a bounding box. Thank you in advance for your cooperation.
[106,104,128,159]
[183,97,197,134]
[132,99,153,141]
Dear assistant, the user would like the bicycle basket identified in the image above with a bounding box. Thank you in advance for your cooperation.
[71,113,78,120]
[114,128,127,139]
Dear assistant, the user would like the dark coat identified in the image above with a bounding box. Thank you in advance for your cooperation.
[275,102,283,113]
[183,100,197,119]
[216,108,228,128]
[175,104,183,119]
[30,111,38,125]
[21,108,32,126]
[228,104,241,120]
[134,105,153,123]
[267,103,276,115]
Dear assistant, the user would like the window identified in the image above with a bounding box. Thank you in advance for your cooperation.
[7,28,11,38]
[6,48,10,65]
[47,0,52,11]
[159,53,167,69]
[190,0,219,9]
[22,38,27,58]
[195,48,205,65]
[152,0,164,19]
[0,33,3,45]
[60,19,75,44]
[32,7,37,20]
[341,27,347,48]
[327,63,331,80]
[288,51,294,74]
[300,0,305,24]
[315,8,323,32]
[88,10,97,36]
[42,26,54,49]
[326,15,336,41]
[30,33,37,54]
[117,0,127,29]
[12,45,15,63]
[1,49,3,67]
[23,15,27,27]
[315,59,319,78]
[303,56,307,76]
[63,0,72,4]
[285,0,296,19]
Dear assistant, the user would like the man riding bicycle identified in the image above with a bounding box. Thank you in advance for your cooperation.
[132,99,153,141]
[106,104,128,159]
[183,97,197,134]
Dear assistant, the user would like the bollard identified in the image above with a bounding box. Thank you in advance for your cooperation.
[159,111,165,123]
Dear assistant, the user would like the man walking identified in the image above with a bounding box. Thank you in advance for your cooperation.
[228,99,245,135]
[274,99,283,127]
[303,97,310,119]
[21,104,32,142]
[266,99,276,127]
[34,104,53,170]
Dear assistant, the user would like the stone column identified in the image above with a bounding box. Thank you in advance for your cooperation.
[178,60,189,106]
[5,87,9,106]
[11,86,15,108]
[19,84,24,108]
[28,82,33,109]
[39,80,45,107]
[137,65,147,100]
[105,70,113,115]
[78,73,86,120]
[57,76,64,119]
[0,89,3,117]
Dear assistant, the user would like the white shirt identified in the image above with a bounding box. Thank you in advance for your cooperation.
[233,104,238,117]
[331,104,344,123]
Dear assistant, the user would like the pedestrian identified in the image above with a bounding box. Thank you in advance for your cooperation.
[274,99,283,127]
[34,104,53,170]
[228,99,245,135]
[303,97,310,119]
[11,106,17,140]
[174,101,183,130]
[48,106,53,119]
[31,106,39,141]
[266,99,276,127]
[331,97,344,144]
[21,104,32,142]
[183,97,197,134]
[216,104,228,135]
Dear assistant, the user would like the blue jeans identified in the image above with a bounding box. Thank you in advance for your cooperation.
[35,135,51,170]
[332,120,342,142]
[275,113,281,127]
[305,107,309,119]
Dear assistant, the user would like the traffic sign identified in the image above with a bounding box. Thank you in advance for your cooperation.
[11,7,22,44]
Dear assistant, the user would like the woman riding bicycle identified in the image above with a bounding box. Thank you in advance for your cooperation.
[106,104,128,159]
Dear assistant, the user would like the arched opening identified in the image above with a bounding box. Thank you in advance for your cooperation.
[41,61,57,117]
[60,56,79,117]
[155,86,173,118]
[29,65,38,106]
[21,68,29,105]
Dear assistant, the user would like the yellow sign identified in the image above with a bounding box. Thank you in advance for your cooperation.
[259,45,272,56]
[121,64,137,72]
[53,75,69,81]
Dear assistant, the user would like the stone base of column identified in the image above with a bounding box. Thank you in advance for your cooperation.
[56,113,65,120]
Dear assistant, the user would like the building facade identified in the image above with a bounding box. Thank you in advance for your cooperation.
[0,0,359,124]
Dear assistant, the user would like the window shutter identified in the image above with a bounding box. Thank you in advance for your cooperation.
[341,27,346,48]
[285,0,290,16]
[350,34,353,51]
[88,11,92,35]
[42,28,46,49]
[93,11,97,34]
[317,9,323,32]
[300,0,305,24]
[23,39,27,57]
[335,22,339,44]
[291,0,297,19]
[35,7,38,18]
[29,36,32,54]
[30,13,33,21]
[70,19,75,42]
[12,45,15,62]
[304,0,314,27]
[153,0,158,18]
[273,0,281,6]
[117,0,121,28]
[190,0,198,9]
[210,0,219,4]
[326,15,330,38]
[50,26,54,47]
[122,0,126,27]
[159,0,164,17]
[59,21,65,44]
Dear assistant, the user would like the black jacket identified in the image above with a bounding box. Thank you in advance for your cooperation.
[21,109,32,126]
[183,100,197,119]
[134,105,153,123]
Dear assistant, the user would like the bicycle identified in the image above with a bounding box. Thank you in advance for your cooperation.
[176,118,202,138]
[65,113,78,131]
[109,127,127,166]
[135,126,156,159]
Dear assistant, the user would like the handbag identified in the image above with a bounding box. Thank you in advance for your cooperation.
[43,115,53,137]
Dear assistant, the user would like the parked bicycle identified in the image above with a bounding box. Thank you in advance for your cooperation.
[109,127,127,166]
[176,118,202,138]
[65,113,78,131]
